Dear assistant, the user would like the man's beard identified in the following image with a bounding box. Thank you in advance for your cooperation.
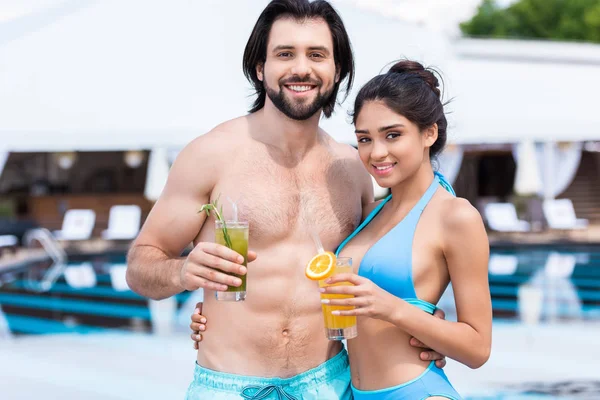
[265,76,334,121]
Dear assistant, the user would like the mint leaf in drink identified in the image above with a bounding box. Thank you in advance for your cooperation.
[199,195,233,249]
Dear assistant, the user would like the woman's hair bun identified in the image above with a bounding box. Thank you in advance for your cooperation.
[388,60,440,98]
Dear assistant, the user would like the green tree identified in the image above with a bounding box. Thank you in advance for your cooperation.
[460,0,600,44]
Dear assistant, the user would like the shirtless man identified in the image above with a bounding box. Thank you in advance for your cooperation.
[127,1,445,398]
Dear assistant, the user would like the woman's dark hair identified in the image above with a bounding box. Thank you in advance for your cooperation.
[243,0,354,118]
[352,60,447,159]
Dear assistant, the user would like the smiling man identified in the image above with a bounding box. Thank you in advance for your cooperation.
[126,1,445,399]
[261,40,334,120]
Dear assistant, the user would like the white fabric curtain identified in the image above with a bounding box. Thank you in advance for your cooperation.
[144,147,171,202]
[543,142,583,199]
[513,140,543,196]
[0,149,9,178]
[167,148,181,167]
[436,145,464,184]
[512,141,583,199]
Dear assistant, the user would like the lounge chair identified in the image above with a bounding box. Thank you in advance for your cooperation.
[543,199,588,230]
[53,209,96,240]
[101,205,141,240]
[484,203,530,232]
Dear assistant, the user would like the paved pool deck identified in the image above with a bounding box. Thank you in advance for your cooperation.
[1,321,598,399]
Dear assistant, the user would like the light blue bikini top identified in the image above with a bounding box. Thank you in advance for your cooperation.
[335,172,455,314]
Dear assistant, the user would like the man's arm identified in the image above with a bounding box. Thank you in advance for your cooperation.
[126,245,186,301]
[126,134,242,300]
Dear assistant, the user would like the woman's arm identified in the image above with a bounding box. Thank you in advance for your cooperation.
[323,198,492,369]
[390,199,491,368]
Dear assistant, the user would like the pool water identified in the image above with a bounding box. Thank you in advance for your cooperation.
[1,246,599,336]
[0,253,193,336]
[487,245,600,322]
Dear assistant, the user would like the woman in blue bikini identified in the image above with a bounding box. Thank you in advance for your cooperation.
[320,60,492,399]
[192,59,492,399]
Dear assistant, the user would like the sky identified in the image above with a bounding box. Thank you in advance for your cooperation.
[0,0,59,22]
[333,0,518,34]
[0,0,518,33]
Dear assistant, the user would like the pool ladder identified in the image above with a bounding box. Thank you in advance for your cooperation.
[23,228,68,292]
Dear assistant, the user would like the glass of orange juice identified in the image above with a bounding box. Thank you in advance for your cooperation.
[319,257,357,340]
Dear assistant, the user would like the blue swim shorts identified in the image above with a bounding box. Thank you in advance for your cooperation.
[185,348,352,400]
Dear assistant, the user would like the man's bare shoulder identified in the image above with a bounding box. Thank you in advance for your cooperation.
[166,117,250,192]
[176,117,249,162]
[211,116,251,139]
[322,134,359,159]
[321,135,363,166]
[321,134,374,203]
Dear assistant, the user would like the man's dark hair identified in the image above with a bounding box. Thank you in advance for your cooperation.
[242,0,354,118]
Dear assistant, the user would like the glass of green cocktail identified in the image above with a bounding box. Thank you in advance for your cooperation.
[214,220,248,301]
[199,195,249,302]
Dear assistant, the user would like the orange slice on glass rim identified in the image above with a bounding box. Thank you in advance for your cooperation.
[305,251,336,280]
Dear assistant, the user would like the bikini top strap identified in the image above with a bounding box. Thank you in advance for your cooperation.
[434,171,456,196]
[335,194,392,257]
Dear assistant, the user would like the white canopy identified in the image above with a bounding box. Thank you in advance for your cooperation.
[0,0,599,151]
[447,38,600,144]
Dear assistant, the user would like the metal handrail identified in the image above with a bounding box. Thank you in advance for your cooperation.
[23,228,68,292]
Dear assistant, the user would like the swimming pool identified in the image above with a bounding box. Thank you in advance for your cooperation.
[1,246,599,399]
[486,245,600,322]
[0,253,195,336]
[1,245,599,336]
